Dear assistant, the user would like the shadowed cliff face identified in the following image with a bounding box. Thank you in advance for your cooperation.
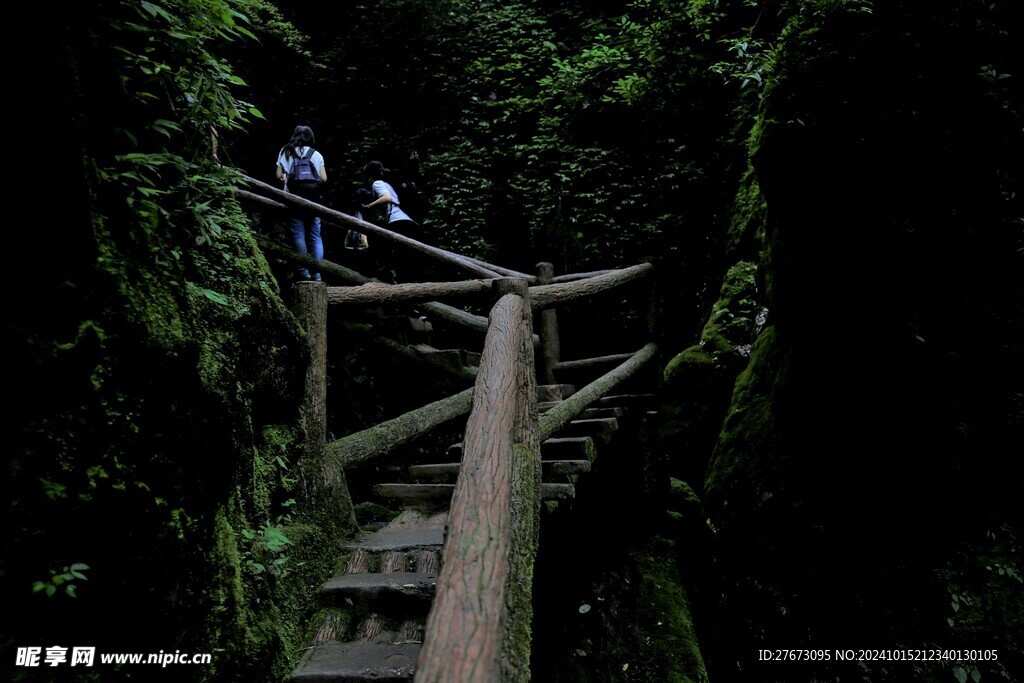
[702,3,1023,682]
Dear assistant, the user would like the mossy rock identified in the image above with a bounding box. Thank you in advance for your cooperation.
[354,501,400,526]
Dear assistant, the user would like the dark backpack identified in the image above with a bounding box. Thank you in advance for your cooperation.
[288,147,321,200]
[394,178,427,223]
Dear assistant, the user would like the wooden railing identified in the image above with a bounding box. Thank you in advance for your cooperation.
[417,278,540,682]
[239,174,659,682]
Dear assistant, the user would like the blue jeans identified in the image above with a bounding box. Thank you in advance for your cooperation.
[290,215,323,279]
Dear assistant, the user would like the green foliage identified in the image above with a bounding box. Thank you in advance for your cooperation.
[240,500,306,579]
[98,0,262,245]
[32,564,91,599]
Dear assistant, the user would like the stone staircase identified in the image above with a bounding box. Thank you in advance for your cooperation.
[289,385,655,681]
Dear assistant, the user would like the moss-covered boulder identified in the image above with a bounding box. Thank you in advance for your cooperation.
[661,261,763,480]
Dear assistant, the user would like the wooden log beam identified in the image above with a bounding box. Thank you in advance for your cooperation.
[530,263,654,310]
[327,279,496,307]
[503,279,541,681]
[236,173,500,278]
[418,285,539,682]
[465,255,537,283]
[535,262,561,385]
[327,388,474,468]
[237,187,289,211]
[548,269,614,284]
[292,282,358,534]
[255,236,502,338]
[256,235,370,285]
[552,352,635,372]
[538,343,658,442]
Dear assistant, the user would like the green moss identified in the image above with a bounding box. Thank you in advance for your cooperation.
[726,164,766,259]
[627,549,708,682]
[668,478,702,510]
[504,442,542,681]
[354,501,400,526]
[704,324,787,514]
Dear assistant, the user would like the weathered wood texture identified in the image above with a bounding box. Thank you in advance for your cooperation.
[504,280,541,682]
[538,343,658,442]
[237,187,289,211]
[327,279,496,307]
[465,255,537,282]
[292,282,357,533]
[237,173,499,278]
[327,388,474,468]
[535,262,561,385]
[548,269,614,283]
[530,263,654,309]
[417,288,539,683]
[552,352,634,372]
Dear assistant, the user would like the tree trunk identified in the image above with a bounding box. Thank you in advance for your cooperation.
[535,262,561,384]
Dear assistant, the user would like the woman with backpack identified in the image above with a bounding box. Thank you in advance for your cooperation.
[276,125,327,280]
[360,160,417,235]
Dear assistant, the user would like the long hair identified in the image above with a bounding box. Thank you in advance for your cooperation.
[280,125,315,159]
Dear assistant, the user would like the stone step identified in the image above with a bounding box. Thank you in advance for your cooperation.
[557,418,619,444]
[411,345,480,370]
[536,404,627,419]
[545,460,592,476]
[374,483,574,503]
[346,510,446,552]
[408,460,591,482]
[537,393,655,413]
[536,384,576,402]
[595,393,655,408]
[320,572,436,612]
[373,484,453,511]
[541,437,597,462]
[582,406,625,419]
[291,641,419,682]
[542,483,576,501]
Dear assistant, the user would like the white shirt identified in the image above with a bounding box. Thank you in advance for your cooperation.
[276,146,324,175]
[372,180,413,223]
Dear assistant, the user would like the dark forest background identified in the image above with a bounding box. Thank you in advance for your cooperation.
[4,0,1022,681]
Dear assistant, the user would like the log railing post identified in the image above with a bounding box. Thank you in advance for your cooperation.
[291,281,357,534]
[535,262,561,385]
[417,277,541,683]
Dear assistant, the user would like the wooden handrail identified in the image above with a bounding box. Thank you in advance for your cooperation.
[327,387,474,468]
[256,236,542,345]
[418,280,541,682]
[538,342,657,442]
[548,269,614,283]
[464,255,538,283]
[552,352,635,372]
[255,236,494,333]
[327,279,496,306]
[256,234,369,285]
[530,263,654,309]
[235,174,501,279]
